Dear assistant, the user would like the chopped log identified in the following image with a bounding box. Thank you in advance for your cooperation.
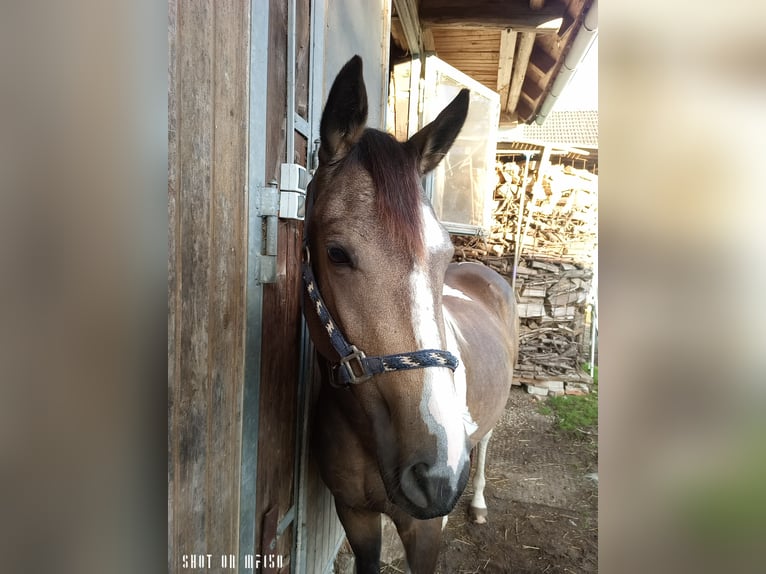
[521,286,547,298]
[530,260,559,272]
[548,291,580,306]
[517,301,545,318]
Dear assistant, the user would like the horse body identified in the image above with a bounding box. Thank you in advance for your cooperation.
[305,56,517,574]
[443,262,518,441]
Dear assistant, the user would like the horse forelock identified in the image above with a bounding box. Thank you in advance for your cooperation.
[346,129,425,260]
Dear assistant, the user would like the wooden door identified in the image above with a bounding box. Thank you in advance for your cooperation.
[250,1,337,572]
[248,0,311,571]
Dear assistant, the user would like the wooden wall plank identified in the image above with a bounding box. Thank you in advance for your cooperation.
[167,0,179,569]
[265,0,288,185]
[259,219,302,564]
[295,0,311,119]
[435,52,499,61]
[432,35,499,45]
[436,61,500,69]
[253,0,287,553]
[176,0,214,561]
[169,1,249,571]
[207,0,249,558]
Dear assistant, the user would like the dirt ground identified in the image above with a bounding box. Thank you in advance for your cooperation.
[335,386,598,573]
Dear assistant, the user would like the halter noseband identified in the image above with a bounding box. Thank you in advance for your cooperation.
[302,246,459,388]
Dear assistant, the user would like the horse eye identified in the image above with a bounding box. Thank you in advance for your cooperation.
[327,246,351,266]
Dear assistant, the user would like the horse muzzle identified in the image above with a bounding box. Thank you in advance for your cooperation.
[394,456,470,519]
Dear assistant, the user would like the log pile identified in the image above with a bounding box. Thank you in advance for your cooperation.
[484,161,597,266]
[451,160,597,392]
[512,256,593,386]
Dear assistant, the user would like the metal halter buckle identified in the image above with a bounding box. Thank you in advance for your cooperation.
[339,345,372,385]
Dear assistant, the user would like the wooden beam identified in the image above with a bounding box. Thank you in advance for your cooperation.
[422,27,436,52]
[516,98,534,122]
[390,17,408,52]
[558,8,575,37]
[429,29,503,40]
[522,76,543,101]
[496,29,517,111]
[529,45,556,75]
[419,0,566,33]
[393,0,422,54]
[534,145,553,188]
[506,32,535,113]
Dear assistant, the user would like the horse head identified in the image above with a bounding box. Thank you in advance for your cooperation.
[304,55,474,519]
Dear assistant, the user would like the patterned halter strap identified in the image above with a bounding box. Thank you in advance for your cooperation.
[301,247,459,388]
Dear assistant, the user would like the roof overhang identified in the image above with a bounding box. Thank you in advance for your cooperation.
[391,0,597,125]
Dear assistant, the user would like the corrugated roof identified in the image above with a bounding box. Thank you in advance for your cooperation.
[520,110,598,148]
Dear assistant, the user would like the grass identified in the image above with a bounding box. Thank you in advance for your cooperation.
[538,364,598,437]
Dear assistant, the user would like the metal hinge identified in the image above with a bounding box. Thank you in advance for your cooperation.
[254,165,311,284]
[279,163,310,220]
[257,180,280,284]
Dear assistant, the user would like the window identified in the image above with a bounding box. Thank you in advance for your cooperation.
[421,56,500,235]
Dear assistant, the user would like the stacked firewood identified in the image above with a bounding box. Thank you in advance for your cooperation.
[471,161,597,267]
[451,160,597,392]
[512,256,593,386]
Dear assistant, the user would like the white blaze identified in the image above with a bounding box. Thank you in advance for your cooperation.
[443,307,478,437]
[411,204,472,477]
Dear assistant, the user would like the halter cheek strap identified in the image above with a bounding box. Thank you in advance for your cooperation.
[301,249,459,388]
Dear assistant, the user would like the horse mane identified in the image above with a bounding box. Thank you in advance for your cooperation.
[346,129,424,260]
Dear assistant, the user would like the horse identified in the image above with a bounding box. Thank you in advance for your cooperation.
[302,55,518,574]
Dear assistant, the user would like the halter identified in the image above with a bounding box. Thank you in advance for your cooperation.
[301,248,459,388]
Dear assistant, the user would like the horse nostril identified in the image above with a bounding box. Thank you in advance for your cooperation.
[400,462,431,509]
[400,461,458,511]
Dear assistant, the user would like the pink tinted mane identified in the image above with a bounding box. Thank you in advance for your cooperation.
[348,129,424,260]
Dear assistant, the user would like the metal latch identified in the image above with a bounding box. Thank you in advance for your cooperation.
[279,163,310,220]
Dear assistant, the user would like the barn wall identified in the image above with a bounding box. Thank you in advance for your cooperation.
[324,0,392,129]
[168,0,249,571]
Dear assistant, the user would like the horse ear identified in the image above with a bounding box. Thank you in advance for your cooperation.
[408,89,469,174]
[319,55,368,164]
